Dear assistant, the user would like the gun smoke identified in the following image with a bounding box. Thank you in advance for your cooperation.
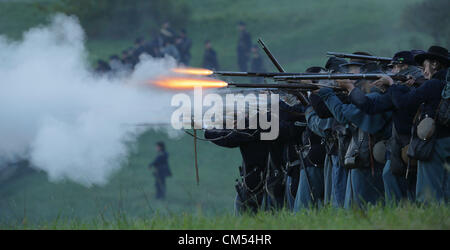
[0,14,179,186]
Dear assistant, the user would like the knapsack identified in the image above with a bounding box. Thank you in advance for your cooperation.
[436,68,450,127]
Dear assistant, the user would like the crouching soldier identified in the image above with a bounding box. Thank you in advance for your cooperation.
[205,128,268,214]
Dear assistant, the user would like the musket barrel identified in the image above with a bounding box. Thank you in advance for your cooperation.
[227,82,344,91]
[213,71,319,77]
[257,38,286,72]
[274,73,394,81]
[327,52,392,63]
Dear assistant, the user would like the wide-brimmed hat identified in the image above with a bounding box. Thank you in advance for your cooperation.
[325,57,348,72]
[361,62,384,74]
[338,51,372,69]
[389,51,416,66]
[306,66,326,73]
[415,46,450,67]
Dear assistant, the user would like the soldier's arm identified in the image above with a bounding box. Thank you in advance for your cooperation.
[319,88,390,134]
[349,87,394,114]
[305,106,333,137]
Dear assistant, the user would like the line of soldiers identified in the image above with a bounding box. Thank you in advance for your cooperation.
[95,21,192,74]
[95,20,264,79]
[204,45,450,214]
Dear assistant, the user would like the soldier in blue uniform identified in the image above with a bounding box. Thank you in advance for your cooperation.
[306,60,354,208]
[202,40,219,71]
[318,63,391,209]
[237,21,252,72]
[387,46,450,203]
[345,51,424,204]
[205,99,305,213]
[148,142,172,199]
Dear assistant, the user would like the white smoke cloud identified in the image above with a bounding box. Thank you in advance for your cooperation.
[0,14,178,186]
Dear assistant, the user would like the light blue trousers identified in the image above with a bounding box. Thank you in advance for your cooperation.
[416,137,450,204]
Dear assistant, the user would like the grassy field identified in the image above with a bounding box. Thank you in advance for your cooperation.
[0,0,447,229]
[3,204,449,229]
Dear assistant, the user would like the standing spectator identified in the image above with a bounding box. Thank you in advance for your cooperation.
[237,21,252,71]
[176,29,192,66]
[148,141,172,199]
[202,40,219,70]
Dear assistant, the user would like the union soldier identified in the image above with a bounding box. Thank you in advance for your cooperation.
[108,55,123,73]
[148,141,172,199]
[293,66,329,210]
[159,21,176,44]
[95,59,111,73]
[202,40,219,70]
[346,50,424,203]
[175,29,192,66]
[205,128,269,214]
[308,59,349,208]
[161,40,180,62]
[250,45,266,83]
[321,62,389,208]
[132,37,146,65]
[386,46,450,203]
[237,21,252,71]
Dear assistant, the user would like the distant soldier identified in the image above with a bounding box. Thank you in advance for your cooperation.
[161,40,180,62]
[120,49,133,71]
[108,55,123,72]
[202,40,219,70]
[237,21,252,71]
[175,29,192,66]
[159,21,176,44]
[132,37,146,65]
[94,59,111,73]
[148,141,172,199]
[250,45,265,83]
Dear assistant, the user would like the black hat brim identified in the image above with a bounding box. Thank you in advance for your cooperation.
[339,62,365,67]
[415,53,450,67]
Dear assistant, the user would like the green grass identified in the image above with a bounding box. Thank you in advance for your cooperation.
[2,204,449,229]
[0,130,241,224]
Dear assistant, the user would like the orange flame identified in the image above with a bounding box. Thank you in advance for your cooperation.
[152,76,228,90]
[171,67,214,76]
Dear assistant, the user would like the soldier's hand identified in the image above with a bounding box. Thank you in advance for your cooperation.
[293,91,310,106]
[405,75,416,86]
[373,75,394,87]
[336,79,355,92]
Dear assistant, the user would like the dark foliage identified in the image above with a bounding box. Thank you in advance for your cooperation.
[37,0,191,39]
[403,0,450,48]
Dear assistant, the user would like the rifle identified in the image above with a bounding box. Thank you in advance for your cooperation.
[274,73,409,82]
[257,38,285,72]
[257,38,311,105]
[227,82,344,91]
[327,52,392,63]
[213,71,315,77]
